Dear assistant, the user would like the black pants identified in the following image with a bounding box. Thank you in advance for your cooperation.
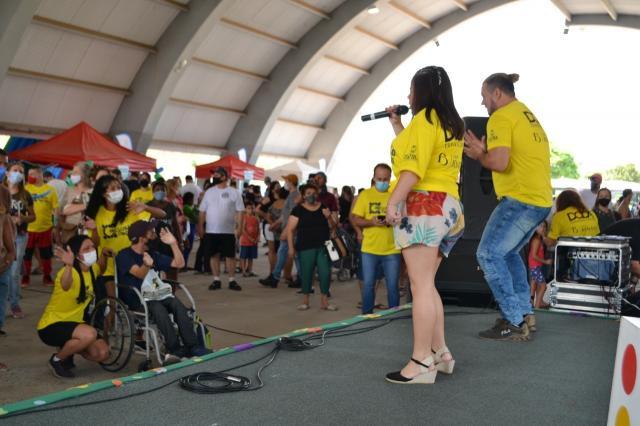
[147,297,197,352]
[194,239,211,273]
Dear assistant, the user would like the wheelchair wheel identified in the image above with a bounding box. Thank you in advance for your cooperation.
[90,297,135,372]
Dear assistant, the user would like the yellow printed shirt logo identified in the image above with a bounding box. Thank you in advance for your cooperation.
[548,207,600,239]
[389,108,462,199]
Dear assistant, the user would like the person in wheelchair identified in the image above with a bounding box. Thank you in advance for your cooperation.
[37,235,110,378]
[116,220,210,362]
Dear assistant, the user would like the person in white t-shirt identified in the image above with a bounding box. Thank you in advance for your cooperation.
[578,173,601,210]
[179,175,203,201]
[197,167,244,291]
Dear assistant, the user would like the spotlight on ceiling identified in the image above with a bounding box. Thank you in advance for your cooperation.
[367,6,380,14]
[434,39,440,47]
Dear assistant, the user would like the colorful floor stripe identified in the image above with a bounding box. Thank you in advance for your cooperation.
[0,304,412,417]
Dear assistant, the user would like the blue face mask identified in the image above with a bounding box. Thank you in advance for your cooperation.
[8,171,23,185]
[153,191,166,201]
[0,166,5,181]
[375,181,390,192]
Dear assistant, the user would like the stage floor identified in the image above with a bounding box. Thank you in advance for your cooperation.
[1,308,619,426]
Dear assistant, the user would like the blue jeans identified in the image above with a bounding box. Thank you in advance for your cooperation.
[271,241,300,280]
[361,252,401,314]
[477,197,550,327]
[9,233,27,308]
[0,268,11,329]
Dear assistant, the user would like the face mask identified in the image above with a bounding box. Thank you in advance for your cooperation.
[590,182,599,191]
[70,174,82,185]
[27,176,38,185]
[0,166,5,181]
[153,191,166,201]
[8,171,23,185]
[375,181,390,192]
[140,179,150,188]
[211,177,222,186]
[81,250,97,267]
[304,194,317,204]
[598,198,611,207]
[107,189,124,204]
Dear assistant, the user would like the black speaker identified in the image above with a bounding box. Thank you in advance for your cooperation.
[435,117,498,306]
[459,117,499,240]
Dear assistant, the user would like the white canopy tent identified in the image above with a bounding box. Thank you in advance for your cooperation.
[265,160,318,182]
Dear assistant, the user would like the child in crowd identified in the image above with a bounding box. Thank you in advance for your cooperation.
[528,221,552,309]
[239,202,260,277]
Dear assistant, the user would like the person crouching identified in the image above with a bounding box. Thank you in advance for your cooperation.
[37,235,110,378]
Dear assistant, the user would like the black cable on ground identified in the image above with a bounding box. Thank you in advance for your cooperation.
[3,309,497,419]
[204,323,266,339]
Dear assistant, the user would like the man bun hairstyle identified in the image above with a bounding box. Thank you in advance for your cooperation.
[484,73,519,97]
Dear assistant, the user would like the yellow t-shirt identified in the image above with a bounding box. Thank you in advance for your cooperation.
[94,207,151,276]
[390,108,462,199]
[130,187,153,204]
[26,183,59,232]
[352,187,399,256]
[548,207,600,240]
[487,100,553,208]
[37,263,99,330]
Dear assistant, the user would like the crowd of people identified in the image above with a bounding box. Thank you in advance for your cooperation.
[1,67,639,385]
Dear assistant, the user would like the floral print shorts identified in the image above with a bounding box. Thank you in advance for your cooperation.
[393,190,465,257]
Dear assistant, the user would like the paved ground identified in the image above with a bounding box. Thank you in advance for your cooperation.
[1,245,398,405]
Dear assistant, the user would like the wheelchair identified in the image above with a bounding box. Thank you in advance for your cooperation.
[88,272,210,372]
[332,227,359,282]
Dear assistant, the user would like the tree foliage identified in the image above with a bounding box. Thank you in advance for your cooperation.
[550,148,580,179]
[606,163,640,183]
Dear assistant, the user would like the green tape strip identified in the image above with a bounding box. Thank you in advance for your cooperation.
[0,304,411,416]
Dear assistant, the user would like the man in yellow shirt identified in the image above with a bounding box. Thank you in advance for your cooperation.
[351,164,401,314]
[464,73,552,341]
[130,172,153,204]
[24,167,59,286]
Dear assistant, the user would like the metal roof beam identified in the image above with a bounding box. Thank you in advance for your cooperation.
[323,55,370,74]
[297,86,344,102]
[8,67,131,95]
[191,56,269,81]
[32,15,157,53]
[169,97,246,115]
[600,0,618,21]
[451,0,468,11]
[153,0,189,12]
[387,1,431,29]
[550,0,572,22]
[224,0,377,163]
[287,0,331,20]
[305,0,518,165]
[219,17,297,49]
[277,117,323,130]
[354,26,399,49]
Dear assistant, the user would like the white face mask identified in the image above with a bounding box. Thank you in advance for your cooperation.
[70,174,82,185]
[8,171,23,185]
[107,189,124,204]
[81,250,97,266]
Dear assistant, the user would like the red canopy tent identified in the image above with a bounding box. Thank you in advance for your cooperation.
[8,121,156,171]
[195,155,265,180]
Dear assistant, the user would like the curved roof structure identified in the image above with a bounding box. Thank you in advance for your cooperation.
[1,0,639,166]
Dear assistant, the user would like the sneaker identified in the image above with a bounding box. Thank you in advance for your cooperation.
[524,314,537,332]
[49,354,74,378]
[43,275,54,286]
[479,319,530,341]
[229,281,242,291]
[163,353,181,366]
[11,306,25,319]
[259,276,278,288]
[208,280,222,291]
[189,346,212,357]
[61,355,76,370]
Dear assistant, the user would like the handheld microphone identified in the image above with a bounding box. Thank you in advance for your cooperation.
[361,105,409,122]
